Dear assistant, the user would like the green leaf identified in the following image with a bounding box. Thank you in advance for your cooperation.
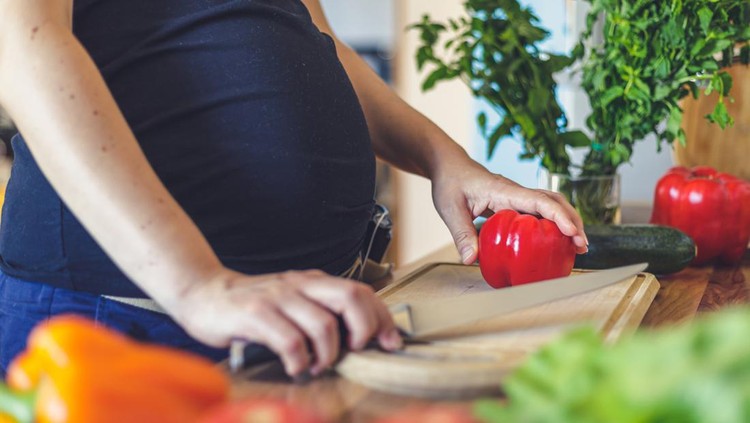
[654,84,672,100]
[571,42,585,59]
[421,66,450,91]
[625,85,649,102]
[415,47,432,70]
[705,81,715,96]
[687,82,700,100]
[515,113,538,140]
[697,7,713,35]
[609,143,631,166]
[545,53,575,72]
[699,39,734,57]
[633,78,651,97]
[478,308,750,422]
[654,57,672,78]
[477,111,488,137]
[690,39,707,57]
[677,128,687,147]
[719,71,733,96]
[667,105,683,136]
[486,117,514,159]
[560,131,591,148]
[741,45,750,65]
[707,101,733,129]
[527,86,550,115]
[598,86,624,107]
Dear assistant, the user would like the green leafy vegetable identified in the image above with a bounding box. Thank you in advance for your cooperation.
[409,0,585,175]
[412,0,750,177]
[579,0,750,175]
[475,307,750,423]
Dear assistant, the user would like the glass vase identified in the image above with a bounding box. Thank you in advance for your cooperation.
[539,172,622,225]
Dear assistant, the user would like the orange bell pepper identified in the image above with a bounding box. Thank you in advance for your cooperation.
[0,413,19,423]
[0,315,229,423]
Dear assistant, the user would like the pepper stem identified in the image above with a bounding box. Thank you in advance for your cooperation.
[0,383,35,423]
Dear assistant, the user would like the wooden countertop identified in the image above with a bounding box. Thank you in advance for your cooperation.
[229,205,750,422]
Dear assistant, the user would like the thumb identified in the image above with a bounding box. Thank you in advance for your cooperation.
[440,204,479,265]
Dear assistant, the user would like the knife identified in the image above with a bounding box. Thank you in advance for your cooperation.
[229,262,647,372]
[388,262,647,339]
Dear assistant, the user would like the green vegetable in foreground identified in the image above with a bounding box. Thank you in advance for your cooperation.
[475,307,750,422]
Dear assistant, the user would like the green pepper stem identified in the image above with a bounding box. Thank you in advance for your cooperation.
[0,382,35,423]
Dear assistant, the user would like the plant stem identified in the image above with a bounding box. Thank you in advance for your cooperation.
[0,383,35,423]
[676,73,714,85]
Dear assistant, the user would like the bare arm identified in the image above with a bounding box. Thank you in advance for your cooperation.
[0,0,224,306]
[0,0,399,376]
[302,0,589,263]
[301,0,454,179]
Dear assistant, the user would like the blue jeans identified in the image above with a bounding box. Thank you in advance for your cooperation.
[0,272,227,378]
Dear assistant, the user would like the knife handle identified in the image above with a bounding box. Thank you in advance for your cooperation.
[229,315,351,373]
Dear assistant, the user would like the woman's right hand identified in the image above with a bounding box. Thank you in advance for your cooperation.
[169,268,403,377]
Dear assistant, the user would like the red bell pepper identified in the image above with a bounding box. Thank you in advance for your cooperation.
[650,166,750,265]
[478,210,576,288]
[199,398,327,423]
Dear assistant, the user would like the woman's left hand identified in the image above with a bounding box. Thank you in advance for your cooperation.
[431,156,588,265]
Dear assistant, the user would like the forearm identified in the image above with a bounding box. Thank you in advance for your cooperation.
[333,42,471,179]
[300,0,470,179]
[0,17,222,309]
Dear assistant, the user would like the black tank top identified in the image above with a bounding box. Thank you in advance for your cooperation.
[0,0,376,297]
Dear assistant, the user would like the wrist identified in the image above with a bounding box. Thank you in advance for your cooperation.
[154,263,229,321]
[424,136,476,182]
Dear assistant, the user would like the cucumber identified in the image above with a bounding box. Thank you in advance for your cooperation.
[575,224,696,275]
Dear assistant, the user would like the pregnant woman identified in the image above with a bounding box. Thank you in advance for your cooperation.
[0,0,587,378]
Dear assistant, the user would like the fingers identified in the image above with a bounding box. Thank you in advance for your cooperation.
[539,190,588,253]
[373,301,403,351]
[278,294,341,375]
[508,190,588,253]
[245,306,312,376]
[299,277,401,352]
[438,200,479,265]
[189,269,401,378]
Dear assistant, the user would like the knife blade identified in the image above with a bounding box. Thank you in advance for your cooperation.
[389,262,647,340]
[229,262,647,372]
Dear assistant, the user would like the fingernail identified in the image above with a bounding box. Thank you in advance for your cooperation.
[460,246,474,264]
[286,366,299,377]
[349,339,363,351]
[389,329,404,350]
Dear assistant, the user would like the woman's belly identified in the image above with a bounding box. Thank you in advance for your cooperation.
[0,0,375,294]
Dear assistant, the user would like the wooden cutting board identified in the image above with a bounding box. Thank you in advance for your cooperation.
[336,263,660,399]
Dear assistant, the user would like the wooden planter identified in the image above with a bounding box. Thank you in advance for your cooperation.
[676,64,750,180]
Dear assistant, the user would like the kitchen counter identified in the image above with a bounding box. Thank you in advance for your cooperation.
[228,205,750,422]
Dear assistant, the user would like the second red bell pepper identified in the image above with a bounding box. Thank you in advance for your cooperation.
[650,166,750,265]
[478,209,576,288]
